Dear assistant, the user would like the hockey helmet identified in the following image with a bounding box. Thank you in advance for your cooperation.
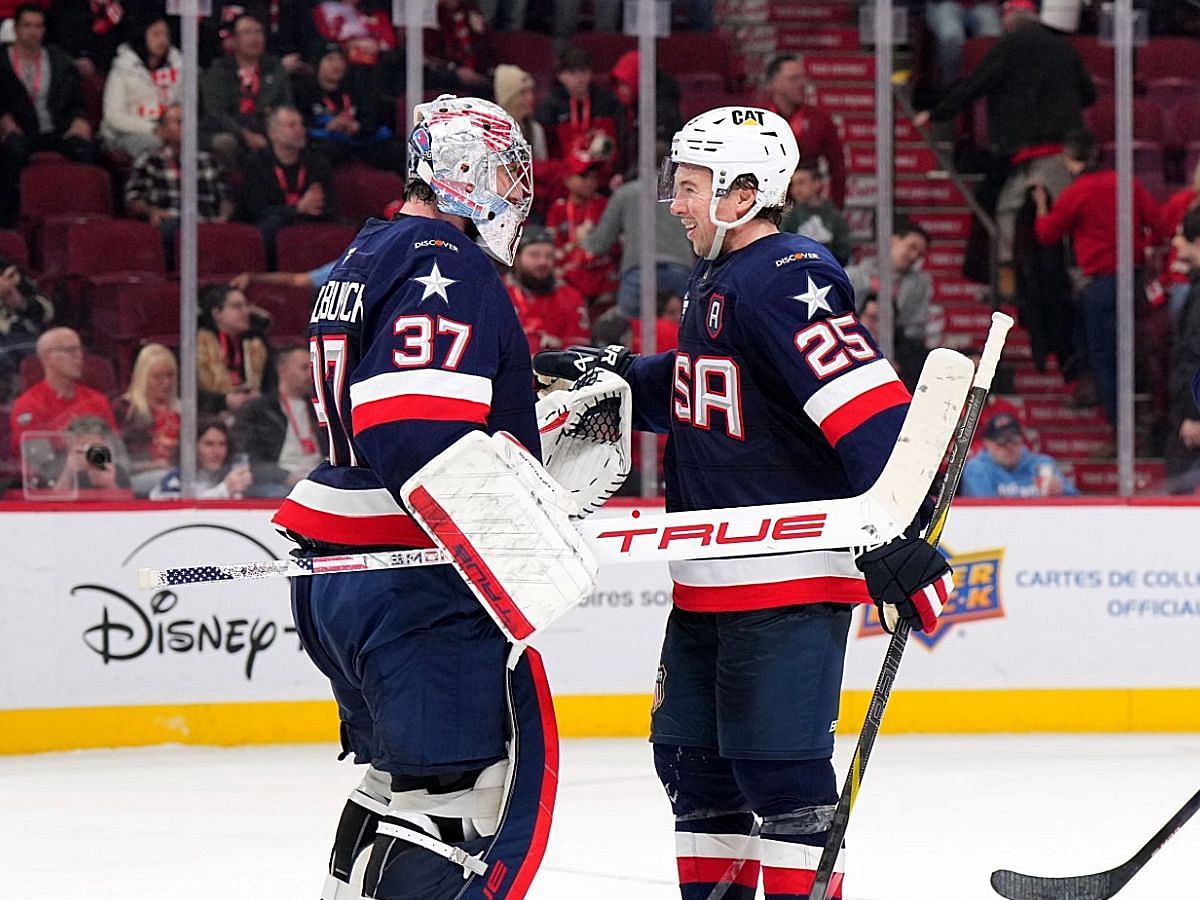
[409,94,534,265]
[659,106,799,259]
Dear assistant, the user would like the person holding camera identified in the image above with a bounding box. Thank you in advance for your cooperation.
[47,415,131,493]
[10,327,115,458]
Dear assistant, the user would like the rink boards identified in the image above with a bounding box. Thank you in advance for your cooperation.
[1,499,1198,753]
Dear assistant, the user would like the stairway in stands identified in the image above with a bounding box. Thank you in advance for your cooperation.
[714,0,1165,493]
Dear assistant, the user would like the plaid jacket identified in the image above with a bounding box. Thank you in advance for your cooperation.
[125,149,230,220]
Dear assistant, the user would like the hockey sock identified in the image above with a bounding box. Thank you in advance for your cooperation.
[675,809,760,900]
[759,809,843,900]
[323,766,390,900]
[732,758,843,900]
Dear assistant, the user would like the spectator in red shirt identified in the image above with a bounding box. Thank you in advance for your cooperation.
[1033,128,1161,425]
[546,151,619,306]
[762,54,846,207]
[312,0,396,68]
[504,226,589,355]
[427,0,495,95]
[10,326,116,457]
[536,46,627,184]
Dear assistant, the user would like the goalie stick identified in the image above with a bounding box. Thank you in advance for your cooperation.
[808,312,1014,900]
[139,349,972,590]
[989,787,1200,900]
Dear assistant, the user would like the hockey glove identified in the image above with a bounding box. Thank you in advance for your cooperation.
[532,345,638,389]
[856,537,954,634]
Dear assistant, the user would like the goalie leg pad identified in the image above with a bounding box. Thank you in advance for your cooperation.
[402,431,599,642]
[362,649,559,900]
[323,766,391,900]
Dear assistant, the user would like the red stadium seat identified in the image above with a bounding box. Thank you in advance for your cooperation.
[66,219,165,278]
[87,277,180,383]
[19,163,113,222]
[246,282,316,341]
[176,222,267,278]
[490,30,556,78]
[1067,35,1114,81]
[1085,97,1164,144]
[275,223,358,273]
[18,350,117,398]
[567,31,637,76]
[1138,36,1200,85]
[0,230,29,269]
[333,165,406,226]
[658,32,737,88]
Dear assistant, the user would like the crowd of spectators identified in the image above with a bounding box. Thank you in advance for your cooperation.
[6,0,1200,499]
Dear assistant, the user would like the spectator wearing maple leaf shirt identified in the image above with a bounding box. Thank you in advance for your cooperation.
[546,152,619,307]
[10,327,115,457]
[1033,128,1160,426]
[504,226,589,355]
[762,53,846,207]
[201,12,293,168]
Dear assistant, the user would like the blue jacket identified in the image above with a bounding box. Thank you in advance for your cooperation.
[961,447,1079,498]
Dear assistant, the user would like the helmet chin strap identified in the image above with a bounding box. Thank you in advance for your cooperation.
[704,192,764,260]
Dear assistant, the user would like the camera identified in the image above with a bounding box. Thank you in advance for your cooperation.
[84,444,112,468]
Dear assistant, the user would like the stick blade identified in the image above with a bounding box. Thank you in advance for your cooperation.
[991,867,1117,900]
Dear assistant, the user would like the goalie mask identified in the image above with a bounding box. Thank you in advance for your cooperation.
[409,94,534,265]
[658,106,799,260]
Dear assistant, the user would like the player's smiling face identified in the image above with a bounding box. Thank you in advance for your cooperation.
[668,164,741,256]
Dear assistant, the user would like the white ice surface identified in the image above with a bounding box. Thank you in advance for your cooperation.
[1,734,1197,899]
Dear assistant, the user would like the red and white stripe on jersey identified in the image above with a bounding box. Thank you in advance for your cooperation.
[803,358,910,446]
[675,831,761,890]
[271,479,434,548]
[914,569,954,632]
[669,551,870,613]
[349,369,492,435]
[759,839,844,898]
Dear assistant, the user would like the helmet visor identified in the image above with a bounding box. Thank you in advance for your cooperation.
[657,158,718,205]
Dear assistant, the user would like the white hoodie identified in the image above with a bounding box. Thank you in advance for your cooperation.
[101,43,183,144]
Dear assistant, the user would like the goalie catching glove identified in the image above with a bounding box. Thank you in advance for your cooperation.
[536,368,632,519]
[533,344,638,391]
[856,537,954,634]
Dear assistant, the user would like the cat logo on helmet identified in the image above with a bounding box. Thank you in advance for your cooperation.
[661,105,799,261]
[730,109,766,127]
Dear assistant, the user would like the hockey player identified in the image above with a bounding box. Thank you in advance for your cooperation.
[272,95,556,900]
[534,107,955,900]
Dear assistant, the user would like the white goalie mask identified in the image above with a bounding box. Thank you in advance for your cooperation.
[408,94,534,265]
[658,106,799,259]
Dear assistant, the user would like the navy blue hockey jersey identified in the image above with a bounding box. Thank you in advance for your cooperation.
[625,232,911,612]
[272,216,539,547]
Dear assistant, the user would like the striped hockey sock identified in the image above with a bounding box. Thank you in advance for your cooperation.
[673,811,759,900]
[760,827,844,899]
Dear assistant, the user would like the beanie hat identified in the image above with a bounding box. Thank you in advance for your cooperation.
[494,64,534,114]
[518,225,554,250]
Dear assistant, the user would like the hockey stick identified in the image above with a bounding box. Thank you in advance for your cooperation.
[808,312,1013,900]
[990,787,1200,900]
[139,350,973,590]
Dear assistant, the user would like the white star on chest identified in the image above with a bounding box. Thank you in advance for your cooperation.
[413,260,458,304]
[791,274,833,317]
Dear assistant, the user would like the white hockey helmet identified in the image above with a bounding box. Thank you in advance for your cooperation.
[659,106,799,259]
[408,94,534,265]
